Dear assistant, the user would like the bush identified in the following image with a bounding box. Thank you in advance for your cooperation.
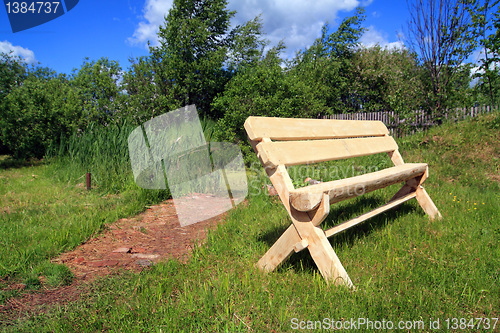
[1,77,81,158]
[212,48,327,143]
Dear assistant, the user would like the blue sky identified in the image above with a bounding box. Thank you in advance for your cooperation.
[0,0,427,75]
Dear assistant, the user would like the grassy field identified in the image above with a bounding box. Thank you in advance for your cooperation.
[0,122,170,304]
[0,157,165,302]
[1,113,499,331]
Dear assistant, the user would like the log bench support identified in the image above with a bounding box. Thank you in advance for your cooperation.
[245,117,441,287]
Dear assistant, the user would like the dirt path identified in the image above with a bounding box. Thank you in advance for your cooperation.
[0,197,231,321]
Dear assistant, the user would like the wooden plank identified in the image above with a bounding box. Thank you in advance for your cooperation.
[290,163,428,212]
[244,116,389,141]
[324,192,417,238]
[257,136,398,168]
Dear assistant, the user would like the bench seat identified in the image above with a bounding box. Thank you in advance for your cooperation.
[290,163,428,212]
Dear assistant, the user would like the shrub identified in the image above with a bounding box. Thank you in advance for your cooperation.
[1,77,81,158]
[212,48,327,143]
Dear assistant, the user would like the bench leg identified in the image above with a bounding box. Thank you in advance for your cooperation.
[257,193,353,287]
[415,186,442,220]
[294,222,353,287]
[256,224,301,272]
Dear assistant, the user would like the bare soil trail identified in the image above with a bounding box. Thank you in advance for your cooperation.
[0,196,231,322]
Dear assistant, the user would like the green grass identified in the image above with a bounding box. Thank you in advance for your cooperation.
[46,121,143,195]
[2,113,500,331]
[0,158,163,301]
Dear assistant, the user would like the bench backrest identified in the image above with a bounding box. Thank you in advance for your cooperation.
[244,116,399,168]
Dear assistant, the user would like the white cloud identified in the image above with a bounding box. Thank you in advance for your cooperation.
[0,40,37,64]
[360,25,404,50]
[227,0,367,58]
[128,0,370,57]
[127,0,174,48]
[471,48,484,63]
[469,48,500,86]
[469,49,485,81]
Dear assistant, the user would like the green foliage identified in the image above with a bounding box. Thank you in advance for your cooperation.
[122,56,158,125]
[320,6,366,59]
[70,57,123,126]
[148,0,234,118]
[46,121,153,195]
[226,15,268,73]
[0,52,29,154]
[212,46,327,142]
[212,8,367,143]
[487,111,500,129]
[290,7,366,114]
[1,76,81,158]
[0,52,28,101]
[1,55,125,159]
[350,46,425,114]
[124,1,269,122]
[28,64,58,81]
[469,0,500,106]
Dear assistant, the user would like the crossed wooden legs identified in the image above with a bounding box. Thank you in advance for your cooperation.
[257,193,353,287]
[257,168,441,286]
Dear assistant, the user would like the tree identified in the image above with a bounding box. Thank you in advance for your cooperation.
[290,7,366,113]
[0,52,28,154]
[212,45,326,142]
[123,5,267,123]
[0,52,28,100]
[469,0,500,106]
[150,0,234,118]
[406,0,476,120]
[350,46,425,114]
[1,76,81,158]
[71,57,122,126]
[225,15,268,73]
[122,56,158,125]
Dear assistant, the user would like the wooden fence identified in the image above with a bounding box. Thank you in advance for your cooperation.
[323,105,498,137]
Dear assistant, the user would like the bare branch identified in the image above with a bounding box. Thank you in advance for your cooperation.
[405,0,475,118]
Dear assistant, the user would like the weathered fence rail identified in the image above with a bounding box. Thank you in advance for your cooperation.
[323,105,498,137]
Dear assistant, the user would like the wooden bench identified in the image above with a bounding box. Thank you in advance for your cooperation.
[244,116,442,287]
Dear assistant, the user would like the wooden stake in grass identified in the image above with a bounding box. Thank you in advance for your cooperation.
[86,172,91,191]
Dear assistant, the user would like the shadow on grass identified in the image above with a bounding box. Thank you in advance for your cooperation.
[0,155,45,170]
[256,195,421,275]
